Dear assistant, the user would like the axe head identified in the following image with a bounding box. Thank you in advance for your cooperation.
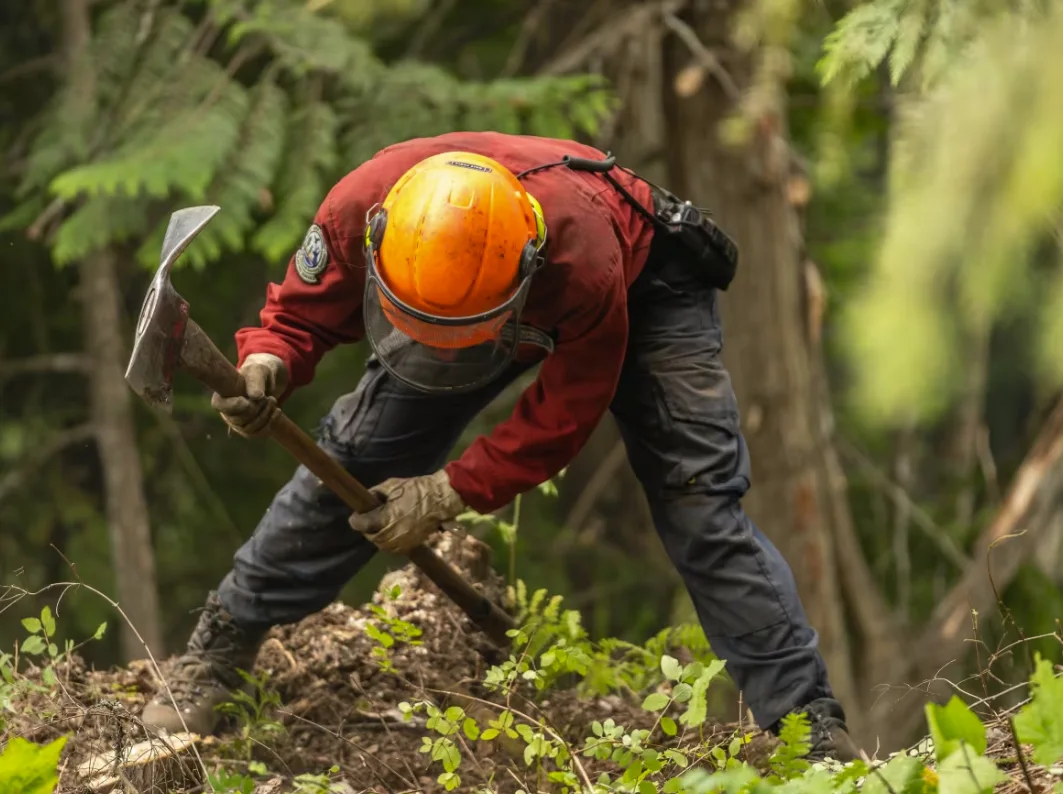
[124,206,221,412]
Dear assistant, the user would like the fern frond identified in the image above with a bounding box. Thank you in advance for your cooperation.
[252,98,339,263]
[18,77,96,198]
[889,0,929,86]
[136,79,290,270]
[50,195,150,266]
[91,1,163,115]
[817,0,904,87]
[213,0,378,77]
[338,67,615,166]
[50,56,249,203]
[16,2,189,199]
[108,10,199,132]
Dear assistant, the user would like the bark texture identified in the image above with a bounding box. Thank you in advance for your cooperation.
[80,250,164,661]
[61,0,163,662]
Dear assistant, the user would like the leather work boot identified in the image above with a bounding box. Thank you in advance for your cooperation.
[779,698,862,763]
[141,592,266,736]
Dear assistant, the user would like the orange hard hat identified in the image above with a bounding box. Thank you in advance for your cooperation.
[369,151,545,349]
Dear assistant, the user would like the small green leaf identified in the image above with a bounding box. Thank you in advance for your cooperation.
[661,654,683,681]
[660,717,677,736]
[925,696,987,761]
[40,606,55,637]
[463,718,480,740]
[1013,654,1063,766]
[937,750,1006,794]
[21,635,47,655]
[22,618,42,634]
[643,692,670,712]
[862,755,925,794]
[672,683,694,703]
[42,666,57,686]
[664,749,688,768]
[93,622,107,640]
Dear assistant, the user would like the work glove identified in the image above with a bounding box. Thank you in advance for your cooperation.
[348,469,466,555]
[211,352,288,438]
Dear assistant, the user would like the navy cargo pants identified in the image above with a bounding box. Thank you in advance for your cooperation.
[216,233,836,731]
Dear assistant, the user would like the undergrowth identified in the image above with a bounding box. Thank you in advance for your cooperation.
[3,483,1063,793]
[4,579,1063,794]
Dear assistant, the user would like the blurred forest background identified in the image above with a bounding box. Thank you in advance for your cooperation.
[3,0,1063,753]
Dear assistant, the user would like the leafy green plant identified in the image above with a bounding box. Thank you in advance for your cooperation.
[364,584,424,672]
[1012,653,1063,767]
[0,605,108,731]
[214,669,286,762]
[292,766,348,794]
[0,736,68,794]
[765,713,811,781]
[18,605,105,686]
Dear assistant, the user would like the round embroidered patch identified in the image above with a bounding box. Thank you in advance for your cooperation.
[295,224,329,284]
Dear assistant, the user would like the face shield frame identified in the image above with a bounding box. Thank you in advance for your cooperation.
[362,203,548,394]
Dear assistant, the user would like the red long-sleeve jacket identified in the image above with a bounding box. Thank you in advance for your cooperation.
[235,131,656,512]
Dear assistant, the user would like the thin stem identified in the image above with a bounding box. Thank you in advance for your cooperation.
[509,493,522,587]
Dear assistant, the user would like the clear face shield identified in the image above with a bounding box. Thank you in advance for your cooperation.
[362,207,548,394]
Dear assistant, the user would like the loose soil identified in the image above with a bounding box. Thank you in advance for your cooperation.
[4,532,1054,793]
[5,533,748,794]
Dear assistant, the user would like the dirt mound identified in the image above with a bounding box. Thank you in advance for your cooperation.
[6,532,741,793]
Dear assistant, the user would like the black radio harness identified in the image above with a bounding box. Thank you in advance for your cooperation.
[515,152,740,291]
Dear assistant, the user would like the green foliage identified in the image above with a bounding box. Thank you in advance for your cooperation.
[5,0,616,274]
[924,696,986,761]
[817,0,1039,92]
[214,669,286,761]
[767,713,812,781]
[1013,653,1063,766]
[1,604,109,728]
[0,736,68,794]
[817,0,1063,425]
[364,585,424,672]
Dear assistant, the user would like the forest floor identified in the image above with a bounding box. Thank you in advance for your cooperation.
[3,533,1059,794]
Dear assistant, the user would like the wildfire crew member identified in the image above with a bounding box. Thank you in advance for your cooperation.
[141,131,859,762]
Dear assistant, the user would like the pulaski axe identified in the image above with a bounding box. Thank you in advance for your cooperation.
[125,205,515,648]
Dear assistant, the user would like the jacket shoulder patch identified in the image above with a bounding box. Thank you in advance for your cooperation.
[295,224,329,284]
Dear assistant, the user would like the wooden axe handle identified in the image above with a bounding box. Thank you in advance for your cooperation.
[179,319,516,648]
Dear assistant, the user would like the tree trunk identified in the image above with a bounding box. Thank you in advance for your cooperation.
[527,0,867,737]
[80,249,164,661]
[658,2,862,734]
[61,0,163,663]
